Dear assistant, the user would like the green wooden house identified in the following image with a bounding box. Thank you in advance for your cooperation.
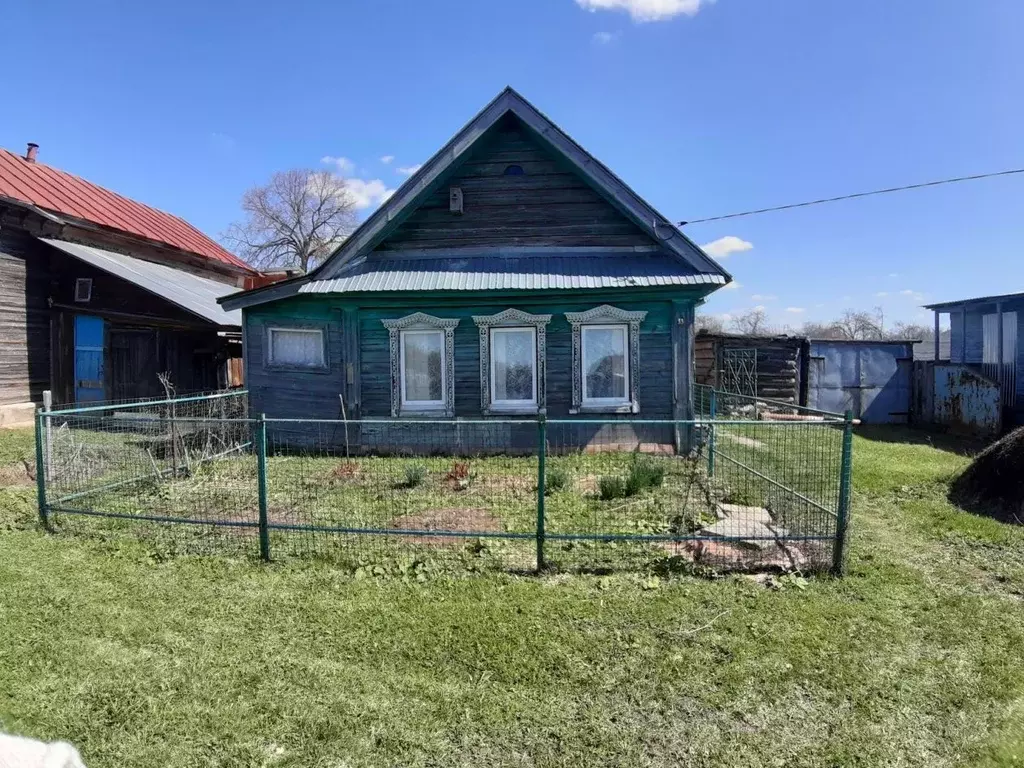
[220,88,731,452]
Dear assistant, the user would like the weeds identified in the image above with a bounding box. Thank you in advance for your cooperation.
[545,466,570,495]
[599,456,667,500]
[402,464,427,488]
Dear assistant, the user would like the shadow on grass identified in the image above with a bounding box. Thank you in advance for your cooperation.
[854,425,991,457]
[946,426,1024,525]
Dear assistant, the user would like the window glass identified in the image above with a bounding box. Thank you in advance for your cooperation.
[583,325,628,401]
[491,328,536,404]
[269,328,325,368]
[402,330,444,404]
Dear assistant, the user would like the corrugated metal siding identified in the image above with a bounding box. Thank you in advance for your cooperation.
[41,239,241,326]
[299,254,723,294]
[808,340,914,423]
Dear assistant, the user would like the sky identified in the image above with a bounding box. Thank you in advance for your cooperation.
[2,0,1022,331]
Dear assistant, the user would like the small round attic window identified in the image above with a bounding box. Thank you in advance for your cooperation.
[503,164,525,176]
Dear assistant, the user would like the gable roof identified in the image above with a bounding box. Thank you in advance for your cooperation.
[42,238,242,327]
[0,147,254,274]
[221,87,729,310]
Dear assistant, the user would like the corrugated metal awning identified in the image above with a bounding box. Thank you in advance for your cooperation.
[298,252,726,294]
[41,238,242,327]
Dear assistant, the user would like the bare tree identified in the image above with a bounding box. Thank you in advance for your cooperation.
[223,169,358,272]
[695,313,726,334]
[730,307,769,335]
[802,308,885,340]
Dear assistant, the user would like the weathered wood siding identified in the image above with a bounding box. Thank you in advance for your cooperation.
[694,333,809,405]
[246,291,696,452]
[376,116,656,251]
[0,227,50,404]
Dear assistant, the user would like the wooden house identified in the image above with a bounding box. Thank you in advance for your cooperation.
[221,88,731,452]
[0,143,258,423]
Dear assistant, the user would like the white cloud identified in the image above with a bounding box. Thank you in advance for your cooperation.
[397,164,423,176]
[722,281,740,291]
[380,155,395,164]
[576,0,712,22]
[888,272,900,278]
[875,291,889,298]
[750,293,778,302]
[900,289,925,302]
[592,30,621,44]
[321,155,355,175]
[700,235,753,259]
[785,307,806,314]
[345,178,396,210]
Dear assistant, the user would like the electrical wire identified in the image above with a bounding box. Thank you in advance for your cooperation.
[678,167,1024,225]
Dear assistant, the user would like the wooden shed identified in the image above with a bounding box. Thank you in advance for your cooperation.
[694,332,811,405]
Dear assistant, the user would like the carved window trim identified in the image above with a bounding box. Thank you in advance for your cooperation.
[565,305,647,414]
[472,309,552,415]
[381,313,459,417]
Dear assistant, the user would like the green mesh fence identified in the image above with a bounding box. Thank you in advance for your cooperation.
[37,390,853,576]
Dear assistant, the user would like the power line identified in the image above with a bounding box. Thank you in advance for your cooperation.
[678,167,1024,226]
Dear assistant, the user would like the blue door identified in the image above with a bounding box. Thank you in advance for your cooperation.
[75,315,106,403]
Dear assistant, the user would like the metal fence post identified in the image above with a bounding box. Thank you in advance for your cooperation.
[707,388,717,477]
[34,408,49,530]
[256,413,271,562]
[831,409,854,576]
[536,414,547,573]
[42,390,53,481]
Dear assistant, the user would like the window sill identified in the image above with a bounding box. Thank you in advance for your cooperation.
[397,409,451,419]
[572,403,638,415]
[485,404,540,416]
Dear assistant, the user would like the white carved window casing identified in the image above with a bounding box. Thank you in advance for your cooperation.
[382,313,459,416]
[472,309,552,414]
[267,327,327,370]
[565,305,647,414]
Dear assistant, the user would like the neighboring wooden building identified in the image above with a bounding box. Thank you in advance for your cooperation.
[695,332,811,406]
[0,143,258,422]
[221,88,731,452]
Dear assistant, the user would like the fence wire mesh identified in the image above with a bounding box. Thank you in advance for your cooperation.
[39,390,851,576]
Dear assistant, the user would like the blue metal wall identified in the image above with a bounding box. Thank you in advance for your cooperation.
[808,340,914,423]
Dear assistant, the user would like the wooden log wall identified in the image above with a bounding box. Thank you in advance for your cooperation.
[694,333,809,405]
[376,115,656,251]
[0,227,50,405]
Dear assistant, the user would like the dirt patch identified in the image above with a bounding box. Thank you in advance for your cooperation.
[390,507,503,548]
[329,462,361,481]
[583,442,674,455]
[950,426,1024,523]
[659,538,812,572]
[721,433,765,450]
[477,473,533,495]
[0,461,34,487]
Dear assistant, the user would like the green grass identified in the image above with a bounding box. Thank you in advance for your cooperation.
[1,426,1024,766]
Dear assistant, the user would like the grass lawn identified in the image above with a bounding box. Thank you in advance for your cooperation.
[1,425,1023,766]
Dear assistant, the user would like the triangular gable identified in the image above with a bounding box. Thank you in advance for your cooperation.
[318,87,728,279]
[220,87,729,311]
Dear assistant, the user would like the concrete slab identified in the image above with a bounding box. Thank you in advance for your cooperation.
[716,503,773,524]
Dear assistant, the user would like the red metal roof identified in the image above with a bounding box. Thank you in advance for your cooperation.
[0,147,254,273]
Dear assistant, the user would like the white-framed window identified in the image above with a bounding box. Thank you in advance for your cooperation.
[581,324,629,406]
[267,327,326,369]
[566,305,647,413]
[490,326,537,407]
[382,313,460,417]
[400,329,446,410]
[473,309,552,414]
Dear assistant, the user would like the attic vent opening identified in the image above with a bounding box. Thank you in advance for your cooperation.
[503,164,525,176]
[74,278,93,303]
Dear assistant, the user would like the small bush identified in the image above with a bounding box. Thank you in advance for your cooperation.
[598,476,626,500]
[625,457,666,496]
[545,466,570,495]
[402,464,427,488]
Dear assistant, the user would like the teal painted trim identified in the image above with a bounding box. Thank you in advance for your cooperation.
[256,415,270,562]
[34,409,49,530]
[47,390,248,417]
[707,389,716,478]
[832,410,855,576]
[536,415,547,572]
[49,506,259,529]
